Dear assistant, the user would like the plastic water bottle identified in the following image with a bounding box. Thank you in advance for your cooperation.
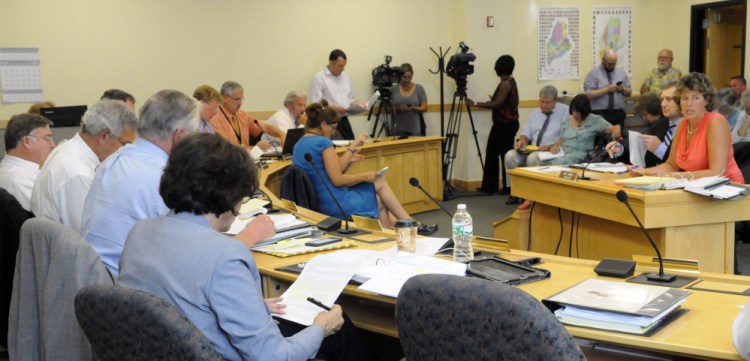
[452,204,474,262]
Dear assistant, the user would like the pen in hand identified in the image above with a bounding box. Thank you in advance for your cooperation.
[307,297,331,311]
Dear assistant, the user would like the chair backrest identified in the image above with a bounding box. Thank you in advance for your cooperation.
[75,284,222,361]
[280,165,318,210]
[8,217,114,361]
[0,188,33,348]
[396,274,585,361]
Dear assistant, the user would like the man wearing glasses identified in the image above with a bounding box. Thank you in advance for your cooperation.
[584,48,632,129]
[31,99,136,232]
[81,90,199,276]
[0,113,55,211]
[640,49,682,95]
[208,80,284,151]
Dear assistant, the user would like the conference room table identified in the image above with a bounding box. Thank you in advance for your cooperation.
[255,144,750,360]
[505,167,750,274]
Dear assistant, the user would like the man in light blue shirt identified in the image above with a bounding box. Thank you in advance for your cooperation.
[584,48,632,128]
[81,89,200,276]
[504,86,568,204]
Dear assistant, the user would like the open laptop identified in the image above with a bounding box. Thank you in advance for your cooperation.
[261,128,305,159]
[40,105,87,127]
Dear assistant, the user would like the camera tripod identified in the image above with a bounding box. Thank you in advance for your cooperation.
[442,78,484,200]
[367,88,396,137]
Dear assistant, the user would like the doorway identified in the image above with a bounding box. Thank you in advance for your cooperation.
[690,0,746,88]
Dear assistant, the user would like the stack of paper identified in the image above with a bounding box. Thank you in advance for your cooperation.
[683,176,747,200]
[571,162,629,174]
[537,149,565,161]
[614,176,679,191]
[543,279,691,335]
[226,213,312,246]
[358,252,467,298]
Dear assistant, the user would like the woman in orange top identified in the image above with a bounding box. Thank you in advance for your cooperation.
[634,72,744,183]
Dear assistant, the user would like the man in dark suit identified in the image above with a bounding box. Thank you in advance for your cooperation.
[607,84,681,166]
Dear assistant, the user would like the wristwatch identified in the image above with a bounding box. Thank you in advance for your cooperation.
[347,147,357,154]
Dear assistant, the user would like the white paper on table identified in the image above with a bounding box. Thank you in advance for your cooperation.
[249,145,264,161]
[415,237,450,255]
[537,149,565,161]
[358,252,466,298]
[226,213,307,236]
[531,166,570,173]
[627,130,647,167]
[275,253,359,326]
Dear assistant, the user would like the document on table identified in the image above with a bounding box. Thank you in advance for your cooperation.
[627,130,648,168]
[358,252,467,298]
[226,213,311,244]
[275,253,359,326]
[537,149,564,161]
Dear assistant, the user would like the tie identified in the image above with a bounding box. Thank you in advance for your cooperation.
[606,71,614,112]
[536,111,553,146]
[664,123,676,148]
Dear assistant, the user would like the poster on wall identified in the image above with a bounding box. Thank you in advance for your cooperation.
[592,6,632,75]
[538,7,580,80]
[0,48,44,103]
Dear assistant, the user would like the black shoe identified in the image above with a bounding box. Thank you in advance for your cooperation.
[499,188,511,196]
[505,196,521,205]
[417,223,439,236]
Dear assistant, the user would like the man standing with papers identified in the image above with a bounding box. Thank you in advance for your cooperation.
[504,85,568,205]
[310,49,367,140]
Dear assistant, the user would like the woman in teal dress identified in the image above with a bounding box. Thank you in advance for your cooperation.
[532,94,621,165]
[292,101,437,234]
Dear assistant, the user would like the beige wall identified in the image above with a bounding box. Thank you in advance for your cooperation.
[1,0,746,183]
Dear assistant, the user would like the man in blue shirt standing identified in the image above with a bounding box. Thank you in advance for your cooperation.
[584,48,632,129]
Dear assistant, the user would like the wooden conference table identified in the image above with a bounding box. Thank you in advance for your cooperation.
[255,144,749,360]
[506,168,750,274]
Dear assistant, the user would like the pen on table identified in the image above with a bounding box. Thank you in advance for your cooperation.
[537,166,550,171]
[306,297,331,311]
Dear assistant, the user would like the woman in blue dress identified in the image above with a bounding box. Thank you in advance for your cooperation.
[292,100,437,235]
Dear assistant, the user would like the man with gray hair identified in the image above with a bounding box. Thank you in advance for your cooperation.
[264,90,307,148]
[209,80,284,151]
[30,99,137,231]
[0,113,55,211]
[81,89,199,276]
[504,85,568,205]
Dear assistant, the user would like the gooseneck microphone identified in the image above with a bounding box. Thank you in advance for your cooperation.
[615,190,676,282]
[304,153,356,234]
[409,177,452,218]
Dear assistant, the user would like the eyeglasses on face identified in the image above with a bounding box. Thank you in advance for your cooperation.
[26,134,54,143]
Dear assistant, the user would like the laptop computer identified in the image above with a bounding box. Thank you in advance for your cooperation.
[40,105,87,127]
[261,128,305,159]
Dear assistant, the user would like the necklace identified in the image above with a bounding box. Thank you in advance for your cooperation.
[306,131,321,136]
[687,121,698,135]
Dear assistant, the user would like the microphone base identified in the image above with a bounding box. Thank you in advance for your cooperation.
[577,176,598,181]
[646,272,677,282]
[627,272,696,288]
[337,228,358,235]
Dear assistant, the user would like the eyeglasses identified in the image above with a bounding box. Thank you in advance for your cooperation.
[26,134,54,143]
[227,96,244,102]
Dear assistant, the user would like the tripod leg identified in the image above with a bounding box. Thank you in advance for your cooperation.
[464,103,485,170]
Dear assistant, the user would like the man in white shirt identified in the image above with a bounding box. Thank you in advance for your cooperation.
[30,99,137,231]
[0,114,55,211]
[264,90,307,147]
[309,49,366,140]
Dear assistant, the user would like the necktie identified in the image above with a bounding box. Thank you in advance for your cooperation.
[664,123,676,148]
[536,111,553,146]
[606,71,615,112]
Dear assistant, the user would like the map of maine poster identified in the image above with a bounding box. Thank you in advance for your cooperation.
[592,6,632,75]
[538,7,579,80]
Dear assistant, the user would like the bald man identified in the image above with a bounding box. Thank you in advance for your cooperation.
[640,49,682,95]
[584,48,632,128]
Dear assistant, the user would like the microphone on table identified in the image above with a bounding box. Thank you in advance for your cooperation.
[615,190,676,283]
[255,119,282,160]
[409,177,452,218]
[304,153,356,235]
[579,137,622,181]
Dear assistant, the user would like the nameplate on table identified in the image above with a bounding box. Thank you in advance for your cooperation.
[559,170,578,181]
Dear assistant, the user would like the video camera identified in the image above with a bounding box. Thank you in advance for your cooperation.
[446,42,476,81]
[372,55,404,89]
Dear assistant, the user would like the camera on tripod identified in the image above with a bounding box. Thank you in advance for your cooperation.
[371,55,404,89]
[446,42,476,81]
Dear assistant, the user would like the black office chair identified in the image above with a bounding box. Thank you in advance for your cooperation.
[396,274,584,361]
[74,284,222,361]
[280,165,318,210]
